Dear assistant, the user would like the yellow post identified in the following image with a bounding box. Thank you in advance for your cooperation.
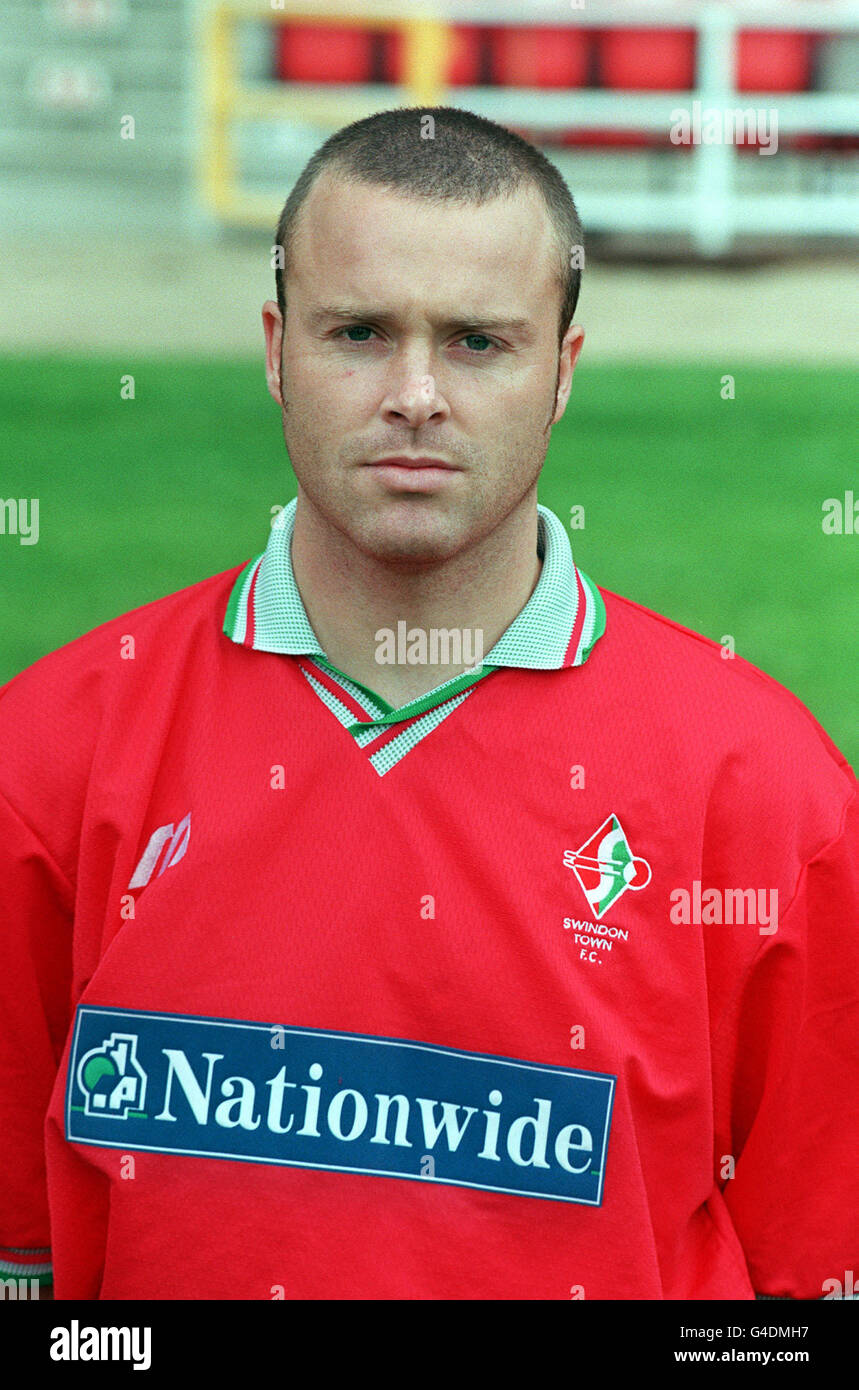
[201,3,238,215]
[402,17,451,107]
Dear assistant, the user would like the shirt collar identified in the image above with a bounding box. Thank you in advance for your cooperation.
[224,497,605,669]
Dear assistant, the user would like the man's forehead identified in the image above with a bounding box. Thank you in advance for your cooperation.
[290,171,558,296]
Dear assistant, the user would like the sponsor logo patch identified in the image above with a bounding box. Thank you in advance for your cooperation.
[66,1006,615,1206]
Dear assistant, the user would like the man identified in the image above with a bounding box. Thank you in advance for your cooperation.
[1,107,856,1301]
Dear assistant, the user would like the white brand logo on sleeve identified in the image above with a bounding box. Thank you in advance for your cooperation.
[128,813,191,888]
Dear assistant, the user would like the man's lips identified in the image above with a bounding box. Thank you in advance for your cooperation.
[365,456,460,470]
[362,456,463,491]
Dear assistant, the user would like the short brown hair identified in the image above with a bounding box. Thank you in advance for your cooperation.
[274,105,583,346]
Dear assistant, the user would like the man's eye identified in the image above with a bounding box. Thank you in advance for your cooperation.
[341,325,375,342]
[461,334,494,353]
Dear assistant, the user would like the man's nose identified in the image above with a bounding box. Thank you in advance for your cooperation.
[381,370,448,429]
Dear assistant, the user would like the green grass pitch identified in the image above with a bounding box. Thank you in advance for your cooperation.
[0,355,855,769]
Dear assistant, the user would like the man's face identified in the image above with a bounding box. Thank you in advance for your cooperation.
[263,171,583,566]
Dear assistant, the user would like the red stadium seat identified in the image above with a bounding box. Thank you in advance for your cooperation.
[490,26,590,88]
[598,28,695,90]
[736,32,813,91]
[276,25,373,84]
[733,31,813,150]
[383,25,483,87]
[564,131,653,149]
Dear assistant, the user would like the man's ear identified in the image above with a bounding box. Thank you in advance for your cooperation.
[551,324,585,425]
[262,300,285,407]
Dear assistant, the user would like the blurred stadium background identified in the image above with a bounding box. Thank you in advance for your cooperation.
[1,0,856,764]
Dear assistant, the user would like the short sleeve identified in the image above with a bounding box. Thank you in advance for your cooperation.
[0,787,74,1286]
[714,788,859,1299]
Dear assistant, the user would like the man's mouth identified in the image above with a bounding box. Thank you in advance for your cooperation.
[367,456,459,470]
[363,456,463,490]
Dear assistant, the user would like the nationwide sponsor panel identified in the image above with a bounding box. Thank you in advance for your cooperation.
[66,1006,615,1205]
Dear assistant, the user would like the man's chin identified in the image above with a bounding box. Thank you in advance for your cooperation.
[349,505,468,568]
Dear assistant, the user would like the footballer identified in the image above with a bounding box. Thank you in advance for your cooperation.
[1,107,857,1301]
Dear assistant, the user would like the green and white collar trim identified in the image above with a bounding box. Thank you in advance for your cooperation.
[224,497,605,675]
[224,498,605,774]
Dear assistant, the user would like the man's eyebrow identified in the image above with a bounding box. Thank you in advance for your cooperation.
[307,305,535,339]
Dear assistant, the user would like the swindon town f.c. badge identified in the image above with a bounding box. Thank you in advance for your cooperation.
[563,814,652,919]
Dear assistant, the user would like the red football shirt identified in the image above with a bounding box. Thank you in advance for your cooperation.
[0,541,856,1299]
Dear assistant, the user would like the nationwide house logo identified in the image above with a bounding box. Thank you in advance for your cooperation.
[564,814,652,920]
[66,1006,616,1207]
[76,1032,147,1119]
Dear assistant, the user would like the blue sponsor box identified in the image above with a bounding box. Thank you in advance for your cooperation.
[66,1006,615,1205]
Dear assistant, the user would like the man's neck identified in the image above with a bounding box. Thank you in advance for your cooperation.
[290,494,543,707]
